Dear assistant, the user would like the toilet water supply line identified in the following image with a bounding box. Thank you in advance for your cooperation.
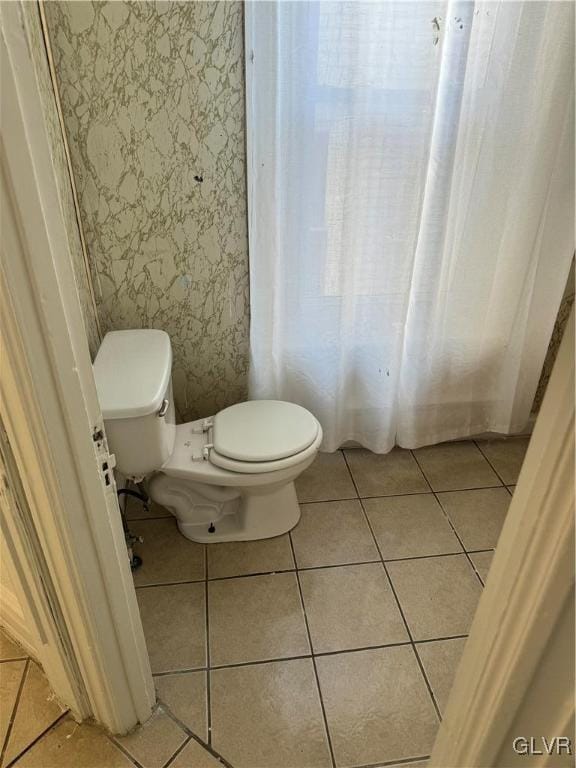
[114,419,218,561]
[116,488,148,571]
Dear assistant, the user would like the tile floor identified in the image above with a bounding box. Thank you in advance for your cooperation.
[0,437,529,768]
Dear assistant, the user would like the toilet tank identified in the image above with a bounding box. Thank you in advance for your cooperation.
[93,330,176,478]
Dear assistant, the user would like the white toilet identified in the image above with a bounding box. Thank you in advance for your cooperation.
[93,329,322,543]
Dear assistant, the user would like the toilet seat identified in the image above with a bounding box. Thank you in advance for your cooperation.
[208,425,322,473]
[212,400,319,462]
[160,418,323,482]
[209,400,321,474]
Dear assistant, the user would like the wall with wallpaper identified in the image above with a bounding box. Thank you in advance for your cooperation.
[44,0,249,421]
[42,0,568,426]
[21,2,101,359]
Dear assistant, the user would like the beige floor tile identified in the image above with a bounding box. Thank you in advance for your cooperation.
[469,550,495,584]
[131,518,205,586]
[437,487,510,551]
[0,630,26,661]
[207,535,294,579]
[291,500,379,568]
[385,762,429,768]
[414,441,500,492]
[137,583,206,673]
[295,451,357,502]
[344,448,429,497]
[170,738,223,768]
[211,659,332,768]
[299,564,408,653]
[4,661,66,764]
[125,497,171,521]
[387,555,482,641]
[13,716,133,767]
[209,572,309,666]
[115,707,186,768]
[154,671,207,739]
[364,494,462,560]
[316,646,438,767]
[0,660,26,752]
[417,637,467,715]
[476,438,530,485]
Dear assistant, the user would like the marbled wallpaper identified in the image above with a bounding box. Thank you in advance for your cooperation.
[21,1,101,359]
[44,0,249,420]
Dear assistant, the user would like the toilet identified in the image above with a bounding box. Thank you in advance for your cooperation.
[92,329,322,543]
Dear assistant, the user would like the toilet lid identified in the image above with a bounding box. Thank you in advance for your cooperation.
[212,401,319,462]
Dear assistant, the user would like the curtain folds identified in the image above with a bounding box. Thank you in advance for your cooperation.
[246,0,574,453]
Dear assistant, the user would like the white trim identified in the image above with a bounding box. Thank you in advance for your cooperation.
[431,307,574,766]
[0,2,154,733]
[0,413,84,712]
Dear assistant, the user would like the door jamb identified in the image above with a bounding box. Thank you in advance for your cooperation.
[1,1,154,734]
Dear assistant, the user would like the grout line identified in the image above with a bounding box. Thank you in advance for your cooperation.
[109,735,146,768]
[211,644,409,669]
[382,550,463,563]
[168,729,235,768]
[152,665,207,676]
[342,452,444,724]
[204,545,212,747]
[351,756,430,768]
[0,657,28,664]
[360,484,505,500]
[125,515,173,522]
[384,562,443,724]
[382,555,443,723]
[157,701,195,737]
[1,657,30,765]
[4,709,69,768]
[473,439,509,486]
[135,578,206,589]
[299,483,509,506]
[153,668,207,677]
[209,567,297,581]
[299,495,359,505]
[159,703,236,768]
[414,633,469,645]
[151,631,472,678]
[288,531,337,768]
[409,450,486,590]
[407,483,506,496]
[162,735,192,768]
[466,548,495,554]
[135,546,498,591]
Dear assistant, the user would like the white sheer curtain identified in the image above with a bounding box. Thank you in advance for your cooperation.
[245,1,574,453]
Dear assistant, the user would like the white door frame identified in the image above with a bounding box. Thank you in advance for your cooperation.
[0,1,154,734]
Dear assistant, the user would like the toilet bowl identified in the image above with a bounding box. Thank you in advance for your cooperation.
[93,330,322,543]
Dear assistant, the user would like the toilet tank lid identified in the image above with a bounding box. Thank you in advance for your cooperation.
[93,330,172,420]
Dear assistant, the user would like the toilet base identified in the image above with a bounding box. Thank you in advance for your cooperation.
[148,474,301,543]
